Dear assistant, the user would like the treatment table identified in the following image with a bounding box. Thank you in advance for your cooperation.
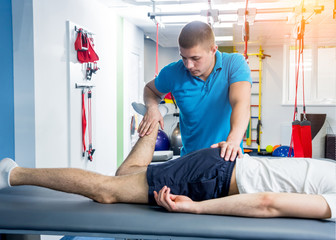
[0,186,335,240]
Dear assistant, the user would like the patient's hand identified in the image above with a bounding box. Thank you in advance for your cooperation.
[154,186,196,213]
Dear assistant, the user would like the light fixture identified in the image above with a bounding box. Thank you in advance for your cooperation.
[213,22,233,28]
[161,15,207,24]
[218,14,238,22]
[215,36,233,42]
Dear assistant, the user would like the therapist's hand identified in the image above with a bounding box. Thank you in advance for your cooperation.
[211,141,243,161]
[138,105,164,137]
[154,186,197,213]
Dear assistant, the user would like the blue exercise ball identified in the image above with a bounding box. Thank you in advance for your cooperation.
[155,130,170,151]
[272,146,294,157]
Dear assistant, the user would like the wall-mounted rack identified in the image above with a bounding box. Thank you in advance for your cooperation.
[75,83,95,89]
[74,26,94,35]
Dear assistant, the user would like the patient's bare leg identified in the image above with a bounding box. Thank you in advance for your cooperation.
[3,124,159,204]
[116,123,158,176]
[9,166,149,204]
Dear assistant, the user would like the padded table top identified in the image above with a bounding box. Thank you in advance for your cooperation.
[0,186,335,240]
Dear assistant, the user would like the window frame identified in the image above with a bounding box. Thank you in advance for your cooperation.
[282,44,336,106]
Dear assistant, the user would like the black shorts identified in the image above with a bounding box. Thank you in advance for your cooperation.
[146,148,236,205]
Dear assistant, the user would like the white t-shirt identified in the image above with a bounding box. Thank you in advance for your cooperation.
[236,154,336,219]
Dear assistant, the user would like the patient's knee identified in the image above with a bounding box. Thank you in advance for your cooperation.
[91,177,118,204]
[94,190,117,204]
[115,168,123,176]
[115,166,131,176]
[115,165,146,176]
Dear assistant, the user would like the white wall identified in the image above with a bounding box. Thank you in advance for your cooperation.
[143,39,181,139]
[144,39,180,83]
[13,0,118,174]
[33,0,117,173]
[123,20,145,158]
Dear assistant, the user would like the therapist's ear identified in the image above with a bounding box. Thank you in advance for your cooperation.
[211,45,218,54]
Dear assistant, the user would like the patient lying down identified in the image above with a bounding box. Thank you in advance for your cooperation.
[0,124,335,219]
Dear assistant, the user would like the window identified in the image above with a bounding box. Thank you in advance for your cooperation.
[283,45,336,106]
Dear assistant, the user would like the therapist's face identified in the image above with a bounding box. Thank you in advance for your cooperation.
[179,44,217,81]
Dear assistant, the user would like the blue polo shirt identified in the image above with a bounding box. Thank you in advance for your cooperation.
[155,51,252,156]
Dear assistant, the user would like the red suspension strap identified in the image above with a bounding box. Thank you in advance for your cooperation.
[297,18,312,158]
[290,34,304,157]
[81,89,87,157]
[289,10,312,158]
[243,0,249,61]
[87,89,95,161]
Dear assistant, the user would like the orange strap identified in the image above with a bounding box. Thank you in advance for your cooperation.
[243,0,249,60]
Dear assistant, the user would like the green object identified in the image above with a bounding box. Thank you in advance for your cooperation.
[117,16,124,167]
[218,46,234,53]
[266,145,273,153]
[245,110,252,146]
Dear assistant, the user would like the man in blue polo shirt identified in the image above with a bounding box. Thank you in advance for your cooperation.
[138,21,252,161]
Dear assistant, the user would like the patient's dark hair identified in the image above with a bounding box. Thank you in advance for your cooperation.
[178,21,215,50]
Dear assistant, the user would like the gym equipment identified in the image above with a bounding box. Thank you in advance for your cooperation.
[265,145,273,153]
[240,46,270,151]
[131,102,168,118]
[87,90,95,161]
[74,27,99,64]
[289,3,312,158]
[325,134,336,160]
[245,113,252,146]
[273,146,294,157]
[74,26,99,81]
[77,85,96,161]
[304,113,327,158]
[170,122,182,155]
[152,150,173,162]
[0,186,334,240]
[272,145,281,152]
[81,90,87,156]
[155,130,170,151]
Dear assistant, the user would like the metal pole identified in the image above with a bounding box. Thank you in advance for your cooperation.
[148,11,200,18]
[254,18,288,23]
[256,8,295,14]
[148,7,296,18]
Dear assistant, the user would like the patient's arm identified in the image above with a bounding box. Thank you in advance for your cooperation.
[154,186,331,219]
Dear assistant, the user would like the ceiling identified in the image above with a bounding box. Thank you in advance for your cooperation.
[100,0,336,48]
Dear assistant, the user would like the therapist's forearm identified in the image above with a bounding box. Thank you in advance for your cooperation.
[144,85,162,109]
[227,101,250,144]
